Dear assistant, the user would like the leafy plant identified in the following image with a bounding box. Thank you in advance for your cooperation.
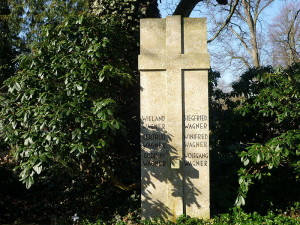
[78,207,300,225]
[235,64,300,206]
[0,12,135,189]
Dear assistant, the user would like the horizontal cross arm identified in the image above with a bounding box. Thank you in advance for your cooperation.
[139,53,210,71]
[138,55,166,71]
[173,53,210,70]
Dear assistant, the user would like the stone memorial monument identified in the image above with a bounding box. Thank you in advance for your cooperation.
[139,16,210,222]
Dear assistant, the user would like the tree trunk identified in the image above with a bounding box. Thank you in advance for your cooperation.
[242,0,260,68]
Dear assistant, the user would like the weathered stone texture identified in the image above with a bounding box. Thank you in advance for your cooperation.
[139,16,210,222]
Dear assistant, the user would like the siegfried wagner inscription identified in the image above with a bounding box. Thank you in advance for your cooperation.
[140,16,210,221]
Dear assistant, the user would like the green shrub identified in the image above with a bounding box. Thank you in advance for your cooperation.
[79,206,300,224]
[0,12,136,189]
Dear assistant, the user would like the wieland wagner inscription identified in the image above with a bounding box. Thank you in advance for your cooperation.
[139,16,210,221]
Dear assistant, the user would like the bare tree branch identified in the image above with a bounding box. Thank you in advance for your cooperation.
[254,0,261,18]
[229,26,252,54]
[173,0,202,17]
[287,9,300,63]
[234,5,247,22]
[232,55,251,68]
[269,2,300,67]
[173,0,228,17]
[255,0,274,24]
[208,0,240,43]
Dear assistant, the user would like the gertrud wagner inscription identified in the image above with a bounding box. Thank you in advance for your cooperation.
[139,16,210,221]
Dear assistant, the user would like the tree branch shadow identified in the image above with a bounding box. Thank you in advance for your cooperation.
[141,120,204,220]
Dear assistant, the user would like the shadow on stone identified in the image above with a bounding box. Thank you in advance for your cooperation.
[141,121,203,220]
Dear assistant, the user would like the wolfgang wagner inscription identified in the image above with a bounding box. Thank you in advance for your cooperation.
[139,16,210,221]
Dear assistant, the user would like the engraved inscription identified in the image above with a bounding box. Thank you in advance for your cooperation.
[142,115,167,167]
[184,114,209,166]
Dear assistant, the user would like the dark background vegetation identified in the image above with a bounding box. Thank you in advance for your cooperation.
[0,0,299,224]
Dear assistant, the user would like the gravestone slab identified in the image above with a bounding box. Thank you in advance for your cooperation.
[139,16,210,222]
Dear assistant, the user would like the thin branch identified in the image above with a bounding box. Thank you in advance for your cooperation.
[254,0,261,18]
[234,4,247,22]
[208,0,240,43]
[230,21,249,37]
[232,55,251,68]
[229,26,252,54]
[255,0,275,24]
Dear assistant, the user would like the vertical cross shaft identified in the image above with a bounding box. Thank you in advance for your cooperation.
[166,16,183,168]
[165,16,185,217]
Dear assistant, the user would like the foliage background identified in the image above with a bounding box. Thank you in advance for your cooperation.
[0,0,299,224]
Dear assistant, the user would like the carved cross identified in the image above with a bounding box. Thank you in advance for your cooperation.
[139,16,209,167]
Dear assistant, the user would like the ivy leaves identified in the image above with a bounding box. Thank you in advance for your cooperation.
[0,13,134,188]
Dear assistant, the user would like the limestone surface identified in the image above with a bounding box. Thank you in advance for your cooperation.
[139,16,210,221]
